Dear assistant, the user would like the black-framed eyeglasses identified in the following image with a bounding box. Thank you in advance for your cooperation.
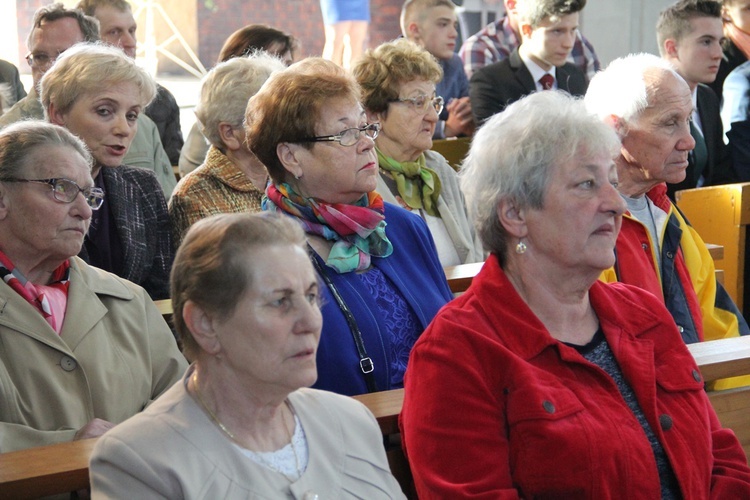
[25,52,57,69]
[389,95,445,115]
[297,123,381,147]
[0,178,105,210]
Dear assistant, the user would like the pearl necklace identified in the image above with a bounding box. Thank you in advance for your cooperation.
[190,371,302,481]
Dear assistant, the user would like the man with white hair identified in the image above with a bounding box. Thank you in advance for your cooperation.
[585,54,749,384]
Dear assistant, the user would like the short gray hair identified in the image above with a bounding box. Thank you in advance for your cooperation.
[40,42,157,118]
[0,120,93,180]
[460,91,620,261]
[584,53,681,129]
[195,52,284,148]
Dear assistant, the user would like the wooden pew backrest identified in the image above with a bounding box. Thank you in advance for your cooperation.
[676,183,750,309]
[4,280,749,499]
[431,137,471,171]
[688,336,750,461]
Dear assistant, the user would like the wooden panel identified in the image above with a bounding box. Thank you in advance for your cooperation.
[706,243,724,261]
[709,389,750,460]
[154,298,172,316]
[688,336,750,382]
[444,262,484,293]
[676,183,750,309]
[0,438,96,499]
[431,137,471,171]
[353,389,403,436]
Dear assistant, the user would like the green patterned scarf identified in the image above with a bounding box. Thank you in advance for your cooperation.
[376,148,442,217]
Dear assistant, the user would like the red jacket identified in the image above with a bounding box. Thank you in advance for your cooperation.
[401,255,750,499]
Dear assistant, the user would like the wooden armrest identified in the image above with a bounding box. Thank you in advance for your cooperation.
[0,438,97,499]
[154,299,173,317]
[353,389,404,436]
[705,243,724,261]
[688,336,750,382]
[444,262,484,293]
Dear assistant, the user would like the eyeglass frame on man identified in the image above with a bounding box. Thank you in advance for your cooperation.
[296,122,381,147]
[388,94,445,115]
[25,51,62,70]
[0,177,105,210]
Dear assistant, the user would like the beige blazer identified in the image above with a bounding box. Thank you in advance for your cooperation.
[0,257,187,452]
[90,369,406,499]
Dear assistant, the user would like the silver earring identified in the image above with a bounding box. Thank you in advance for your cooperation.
[515,240,527,254]
[294,173,302,180]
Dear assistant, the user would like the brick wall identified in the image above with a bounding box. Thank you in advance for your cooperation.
[196,0,403,66]
[12,0,404,74]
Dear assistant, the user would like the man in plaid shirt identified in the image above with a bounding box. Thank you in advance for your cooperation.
[459,0,600,79]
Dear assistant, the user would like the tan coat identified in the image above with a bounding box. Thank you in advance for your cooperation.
[0,257,187,452]
[90,369,406,499]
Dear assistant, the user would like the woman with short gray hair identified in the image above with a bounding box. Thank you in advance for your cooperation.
[401,90,750,497]
[168,53,284,243]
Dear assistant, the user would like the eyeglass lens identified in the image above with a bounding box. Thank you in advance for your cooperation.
[52,179,104,209]
[340,124,379,146]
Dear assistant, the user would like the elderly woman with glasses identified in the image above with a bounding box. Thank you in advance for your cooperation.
[246,58,453,396]
[353,39,483,266]
[0,121,186,452]
[40,43,174,300]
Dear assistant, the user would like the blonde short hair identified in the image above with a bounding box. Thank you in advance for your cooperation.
[40,42,156,117]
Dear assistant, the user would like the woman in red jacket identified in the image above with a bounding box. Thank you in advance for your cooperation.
[400,90,750,498]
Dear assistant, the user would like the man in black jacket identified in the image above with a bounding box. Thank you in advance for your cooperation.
[469,0,588,124]
[657,0,735,200]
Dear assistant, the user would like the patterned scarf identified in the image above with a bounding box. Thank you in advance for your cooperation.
[263,183,393,274]
[0,250,70,334]
[376,148,442,217]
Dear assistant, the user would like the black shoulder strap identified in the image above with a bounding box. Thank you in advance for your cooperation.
[309,246,378,393]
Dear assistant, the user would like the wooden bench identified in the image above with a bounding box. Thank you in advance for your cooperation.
[153,262,487,320]
[431,137,471,171]
[4,336,749,498]
[687,336,750,459]
[0,391,408,499]
[676,183,750,309]
[443,252,723,293]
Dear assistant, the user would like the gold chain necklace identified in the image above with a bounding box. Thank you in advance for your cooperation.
[190,371,302,481]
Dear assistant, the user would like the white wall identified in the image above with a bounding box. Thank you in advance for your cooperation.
[582,0,676,67]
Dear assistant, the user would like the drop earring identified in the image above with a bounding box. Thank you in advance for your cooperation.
[515,240,527,254]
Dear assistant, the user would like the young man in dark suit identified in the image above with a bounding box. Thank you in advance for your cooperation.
[469,0,588,124]
[658,0,735,200]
